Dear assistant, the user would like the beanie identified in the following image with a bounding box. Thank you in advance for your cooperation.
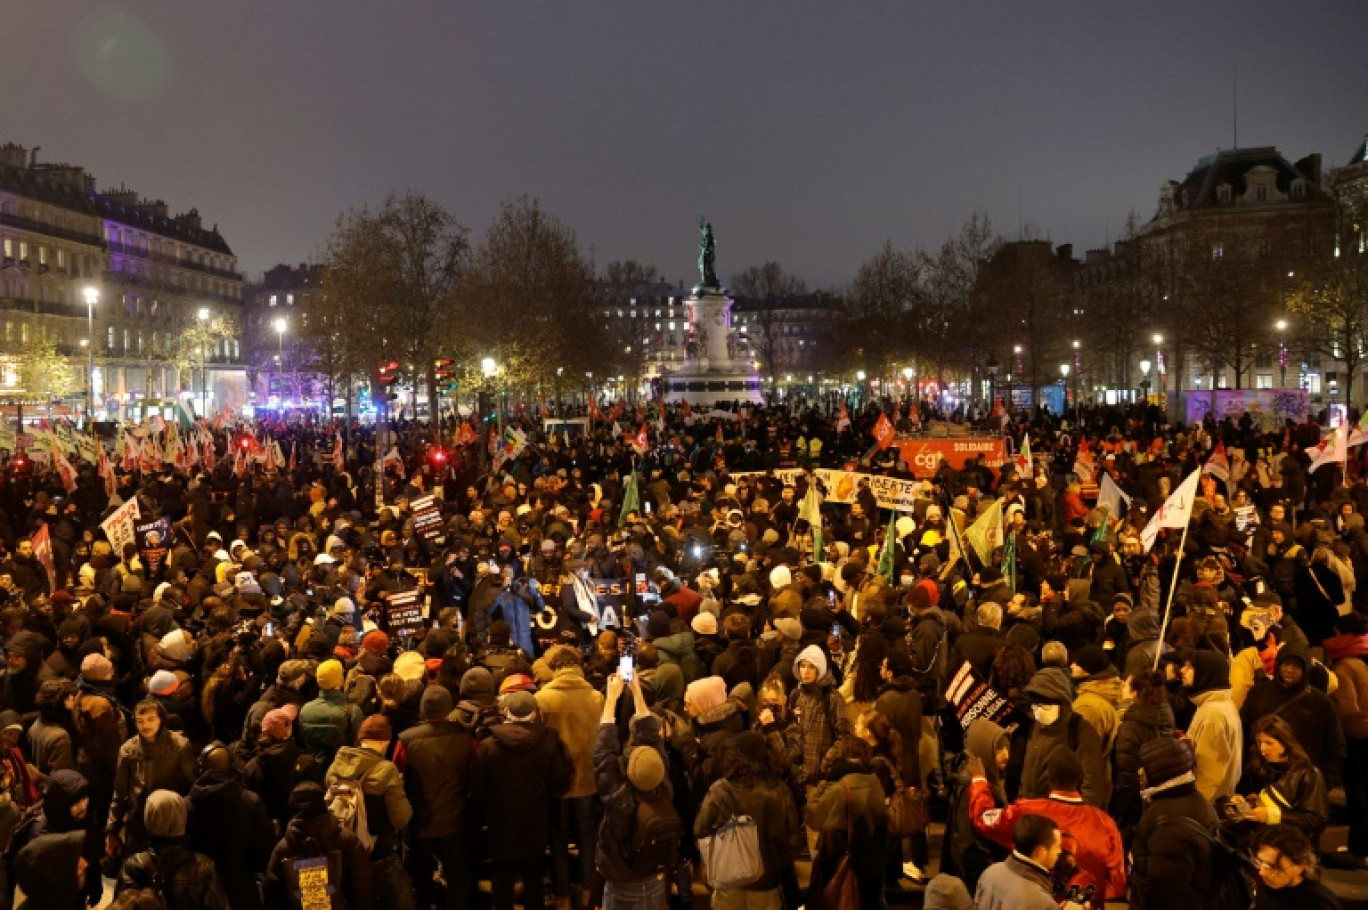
[261,707,294,740]
[80,652,114,682]
[690,613,718,636]
[501,690,538,720]
[772,617,802,642]
[460,667,495,701]
[277,659,312,686]
[645,610,671,640]
[148,670,179,697]
[1139,736,1194,787]
[908,586,933,612]
[159,629,193,663]
[684,676,727,715]
[331,597,355,620]
[393,650,426,682]
[143,789,187,838]
[359,714,392,743]
[361,630,390,657]
[1071,644,1111,678]
[316,659,344,690]
[626,746,666,791]
[420,685,454,721]
[769,565,792,589]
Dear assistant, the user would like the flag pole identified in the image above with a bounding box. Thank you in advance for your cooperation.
[1153,519,1192,670]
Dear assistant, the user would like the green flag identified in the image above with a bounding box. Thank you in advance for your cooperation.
[799,484,824,563]
[963,499,1004,566]
[619,471,640,525]
[876,510,898,584]
[1002,529,1017,594]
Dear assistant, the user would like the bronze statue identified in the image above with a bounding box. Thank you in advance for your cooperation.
[698,217,718,289]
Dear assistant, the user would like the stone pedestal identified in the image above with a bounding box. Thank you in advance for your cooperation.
[663,285,763,406]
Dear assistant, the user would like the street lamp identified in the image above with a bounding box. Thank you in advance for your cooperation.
[1276,319,1289,388]
[1139,358,1152,403]
[196,308,210,417]
[82,286,98,421]
[272,317,288,409]
[1059,363,1071,411]
[1152,333,1165,405]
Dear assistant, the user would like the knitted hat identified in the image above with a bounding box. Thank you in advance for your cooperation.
[772,617,802,642]
[1071,644,1111,677]
[684,676,727,714]
[277,659,312,686]
[924,874,976,910]
[143,790,187,838]
[501,690,538,720]
[159,629,193,663]
[1139,736,1193,787]
[626,746,666,791]
[690,612,718,636]
[148,670,179,697]
[80,652,114,682]
[460,667,495,700]
[499,673,536,694]
[645,611,671,640]
[420,685,454,721]
[359,714,392,743]
[261,707,294,740]
[331,597,355,620]
[393,650,426,682]
[361,630,390,656]
[769,565,792,589]
[316,659,344,690]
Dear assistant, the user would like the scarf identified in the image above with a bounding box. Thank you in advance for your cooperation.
[1258,634,1279,678]
[1140,770,1196,800]
[571,573,600,634]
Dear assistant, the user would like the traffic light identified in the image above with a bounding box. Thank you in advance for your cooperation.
[377,361,400,386]
[433,358,454,389]
[429,447,448,468]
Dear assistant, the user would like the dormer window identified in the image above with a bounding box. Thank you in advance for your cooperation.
[1217,184,1232,204]
[1290,179,1307,200]
[1256,185,1268,202]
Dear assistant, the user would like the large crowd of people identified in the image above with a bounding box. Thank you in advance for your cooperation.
[0,396,1363,910]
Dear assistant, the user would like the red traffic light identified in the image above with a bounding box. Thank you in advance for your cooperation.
[429,448,448,466]
[377,360,401,386]
[238,436,253,450]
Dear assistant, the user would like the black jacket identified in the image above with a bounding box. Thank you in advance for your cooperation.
[186,771,277,910]
[262,811,373,910]
[593,722,672,885]
[1129,782,1219,910]
[470,720,573,859]
[397,719,474,839]
[13,829,87,910]
[118,842,230,910]
[1239,642,1347,787]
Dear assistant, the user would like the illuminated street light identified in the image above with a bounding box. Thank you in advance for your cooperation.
[82,286,98,420]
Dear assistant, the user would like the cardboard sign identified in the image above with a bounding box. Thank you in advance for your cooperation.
[135,517,172,576]
[411,494,446,544]
[99,498,142,559]
[946,660,1020,733]
[386,589,425,636]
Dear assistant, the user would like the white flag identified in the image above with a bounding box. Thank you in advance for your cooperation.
[1097,472,1132,520]
[1139,469,1201,554]
[1309,426,1348,474]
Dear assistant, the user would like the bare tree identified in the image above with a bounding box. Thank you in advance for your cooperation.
[730,261,808,374]
[843,241,920,381]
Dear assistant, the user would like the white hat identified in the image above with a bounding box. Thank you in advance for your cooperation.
[314,553,336,566]
[769,565,792,589]
[331,597,354,619]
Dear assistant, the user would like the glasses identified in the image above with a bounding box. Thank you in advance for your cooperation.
[1253,856,1289,873]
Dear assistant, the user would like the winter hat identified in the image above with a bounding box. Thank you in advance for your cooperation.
[359,714,392,743]
[500,690,538,720]
[41,770,90,833]
[315,659,344,690]
[1071,644,1111,678]
[690,613,718,636]
[499,673,536,694]
[460,667,495,701]
[421,685,454,721]
[908,586,933,612]
[769,565,792,589]
[793,644,829,680]
[148,670,180,697]
[924,874,976,910]
[287,782,328,819]
[144,789,187,838]
[732,730,770,765]
[645,611,671,640]
[626,746,666,791]
[80,652,114,682]
[277,659,312,686]
[772,617,802,642]
[684,676,728,714]
[361,630,390,656]
[159,629,193,663]
[1139,735,1194,787]
[896,515,916,539]
[393,650,426,682]
[261,707,295,740]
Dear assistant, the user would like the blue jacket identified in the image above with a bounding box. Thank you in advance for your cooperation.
[492,583,542,656]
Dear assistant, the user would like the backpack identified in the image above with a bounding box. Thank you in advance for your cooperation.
[325,780,374,853]
[627,791,683,877]
[280,835,348,910]
[1155,814,1256,910]
[343,668,379,713]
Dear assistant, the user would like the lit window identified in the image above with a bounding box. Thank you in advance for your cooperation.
[286,294,294,305]
[108,326,115,348]
[269,295,278,307]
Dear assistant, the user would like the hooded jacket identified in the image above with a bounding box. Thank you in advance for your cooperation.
[787,644,849,785]
[1072,668,1122,749]
[108,723,196,851]
[1184,650,1242,801]
[1020,669,1107,807]
[1122,605,1171,682]
[1240,640,1347,787]
[298,688,364,769]
[13,829,88,910]
[261,794,373,910]
[535,666,606,798]
[324,745,412,858]
[186,770,277,910]
[944,719,1009,886]
[470,720,573,859]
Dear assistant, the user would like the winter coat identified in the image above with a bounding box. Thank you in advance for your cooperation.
[534,666,605,798]
[948,627,1006,681]
[298,689,364,769]
[186,771,276,910]
[1188,688,1243,801]
[1043,593,1105,655]
[1243,759,1328,839]
[470,720,573,859]
[787,671,849,785]
[397,718,474,839]
[1324,633,1368,739]
[1110,701,1175,828]
[874,675,924,787]
[243,739,308,824]
[1122,605,1171,682]
[1072,670,1122,749]
[1240,641,1347,787]
[592,722,672,886]
[694,775,800,892]
[26,717,75,777]
[13,830,88,910]
[325,746,412,858]
[974,852,1057,910]
[804,764,888,910]
[711,639,766,692]
[108,729,196,851]
[262,810,373,910]
[118,843,231,910]
[1020,669,1107,807]
[1128,781,1219,910]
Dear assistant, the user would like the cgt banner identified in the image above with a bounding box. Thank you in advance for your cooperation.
[890,437,1008,479]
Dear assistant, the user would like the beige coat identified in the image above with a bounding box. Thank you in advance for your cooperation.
[534,667,605,798]
[1187,688,1242,801]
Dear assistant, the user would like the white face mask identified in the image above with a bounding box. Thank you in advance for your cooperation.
[1032,704,1061,727]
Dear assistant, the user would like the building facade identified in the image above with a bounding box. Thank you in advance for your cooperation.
[0,142,245,417]
[241,263,327,410]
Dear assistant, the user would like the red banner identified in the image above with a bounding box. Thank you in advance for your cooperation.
[891,436,1008,479]
[30,524,55,593]
[872,413,896,450]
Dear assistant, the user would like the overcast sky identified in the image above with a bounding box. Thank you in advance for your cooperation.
[7,1,1368,288]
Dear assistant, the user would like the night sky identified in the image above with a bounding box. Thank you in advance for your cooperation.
[7,2,1368,288]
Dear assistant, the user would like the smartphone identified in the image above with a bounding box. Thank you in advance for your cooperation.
[831,622,841,638]
[264,622,274,637]
[644,501,651,514]
[827,589,836,607]
[619,653,635,683]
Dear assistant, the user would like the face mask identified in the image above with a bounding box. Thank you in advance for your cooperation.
[1031,704,1061,727]
[900,575,915,587]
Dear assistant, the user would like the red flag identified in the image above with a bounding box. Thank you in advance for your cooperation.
[837,401,851,432]
[30,524,55,593]
[540,396,549,420]
[872,413,896,450]
[588,398,605,422]
[1203,441,1231,482]
[681,400,692,418]
[611,400,625,421]
[455,421,477,447]
[98,448,116,497]
[288,442,298,473]
[629,423,649,454]
[332,432,344,473]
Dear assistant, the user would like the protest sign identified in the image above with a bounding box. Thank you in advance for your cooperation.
[136,516,172,576]
[99,498,142,560]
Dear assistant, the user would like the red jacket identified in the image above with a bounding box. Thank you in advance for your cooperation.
[968,779,1126,908]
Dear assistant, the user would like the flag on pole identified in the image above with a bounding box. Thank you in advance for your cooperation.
[288,442,298,473]
[1097,472,1132,520]
[619,471,640,525]
[1349,411,1368,447]
[455,421,477,447]
[1310,425,1349,473]
[332,432,345,473]
[98,447,117,497]
[1203,442,1231,482]
[382,446,405,477]
[798,484,824,563]
[540,396,549,420]
[1014,434,1033,479]
[629,423,649,454]
[1001,529,1017,594]
[30,524,55,593]
[872,413,896,450]
[837,400,851,432]
[1139,469,1202,553]
[963,499,1004,565]
[876,509,899,584]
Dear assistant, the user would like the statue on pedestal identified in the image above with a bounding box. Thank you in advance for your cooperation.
[698,217,719,289]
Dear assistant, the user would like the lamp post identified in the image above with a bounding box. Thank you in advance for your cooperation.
[196,308,210,417]
[1276,319,1289,389]
[82,286,98,421]
[1071,340,1081,408]
[1152,333,1165,404]
[482,357,500,431]
[1139,358,1152,403]
[272,317,287,409]
[1059,363,1071,412]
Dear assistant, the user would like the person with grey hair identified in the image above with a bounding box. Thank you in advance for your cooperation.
[949,603,1007,681]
